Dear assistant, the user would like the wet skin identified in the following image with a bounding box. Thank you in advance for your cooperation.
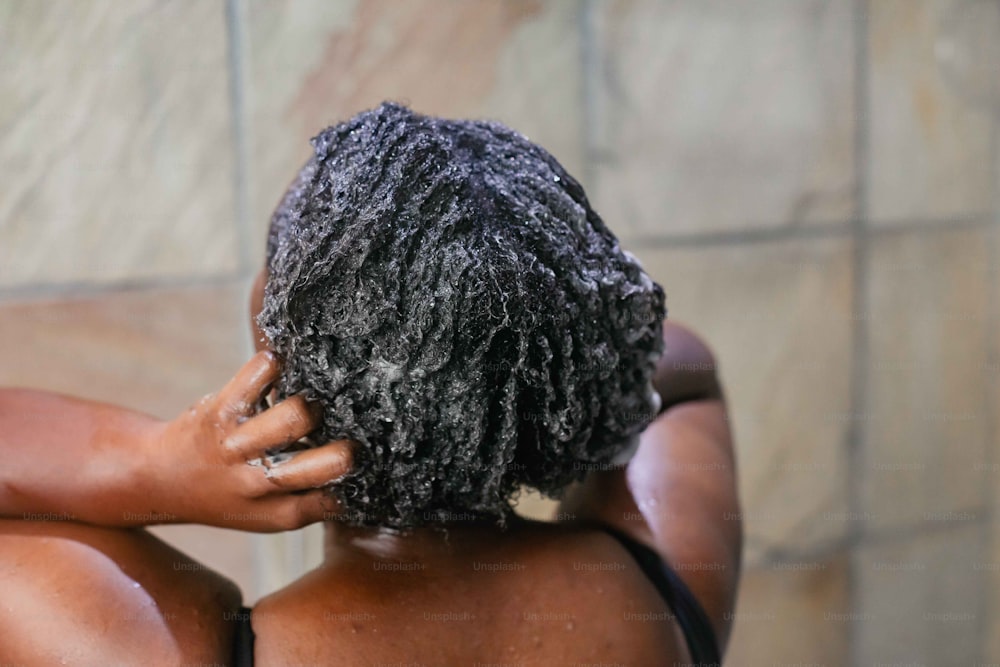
[0,269,741,665]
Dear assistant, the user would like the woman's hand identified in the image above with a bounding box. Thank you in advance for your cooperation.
[0,352,354,532]
[138,351,354,532]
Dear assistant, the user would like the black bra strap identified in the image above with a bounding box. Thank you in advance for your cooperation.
[232,605,255,667]
[601,526,721,666]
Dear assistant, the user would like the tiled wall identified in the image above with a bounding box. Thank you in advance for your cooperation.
[1,1,997,663]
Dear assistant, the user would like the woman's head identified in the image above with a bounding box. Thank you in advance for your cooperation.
[257,102,665,529]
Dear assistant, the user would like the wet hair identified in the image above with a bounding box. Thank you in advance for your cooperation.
[258,102,665,529]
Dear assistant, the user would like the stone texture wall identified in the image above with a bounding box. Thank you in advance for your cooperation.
[1,1,997,663]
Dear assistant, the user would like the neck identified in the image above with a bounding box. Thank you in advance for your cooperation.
[322,516,521,562]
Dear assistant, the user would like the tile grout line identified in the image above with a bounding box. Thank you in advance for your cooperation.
[0,218,986,304]
[619,213,994,248]
[225,0,253,278]
[578,0,600,193]
[225,0,275,600]
[615,213,990,253]
[745,507,993,570]
[864,212,994,236]
[0,272,248,304]
[979,97,1000,661]
[1,209,987,304]
[846,1,871,662]
[620,221,853,249]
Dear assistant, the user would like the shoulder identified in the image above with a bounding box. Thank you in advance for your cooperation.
[0,519,242,666]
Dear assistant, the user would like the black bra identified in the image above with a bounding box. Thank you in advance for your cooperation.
[600,525,721,666]
[231,527,721,666]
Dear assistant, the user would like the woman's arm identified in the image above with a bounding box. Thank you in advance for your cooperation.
[650,320,725,411]
[0,351,354,531]
[559,321,742,649]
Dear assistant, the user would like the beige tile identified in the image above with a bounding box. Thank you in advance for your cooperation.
[726,554,849,666]
[243,0,584,261]
[633,237,854,567]
[862,227,992,533]
[248,527,312,603]
[0,283,252,418]
[854,522,987,665]
[591,0,856,238]
[0,0,239,287]
[868,0,994,224]
[513,488,559,521]
[934,0,1000,111]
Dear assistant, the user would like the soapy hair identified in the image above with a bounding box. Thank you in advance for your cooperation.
[258,102,664,528]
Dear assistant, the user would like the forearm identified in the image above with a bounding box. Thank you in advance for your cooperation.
[0,388,163,525]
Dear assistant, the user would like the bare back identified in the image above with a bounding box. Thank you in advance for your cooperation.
[253,521,686,666]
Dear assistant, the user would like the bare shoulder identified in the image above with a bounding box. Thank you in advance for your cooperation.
[253,524,683,666]
[0,519,242,666]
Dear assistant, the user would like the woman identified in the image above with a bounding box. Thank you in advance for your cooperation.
[0,103,741,666]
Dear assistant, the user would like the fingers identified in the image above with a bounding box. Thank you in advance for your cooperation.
[218,351,281,419]
[219,490,335,532]
[224,395,320,459]
[266,490,340,531]
[225,440,353,530]
[264,439,355,490]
